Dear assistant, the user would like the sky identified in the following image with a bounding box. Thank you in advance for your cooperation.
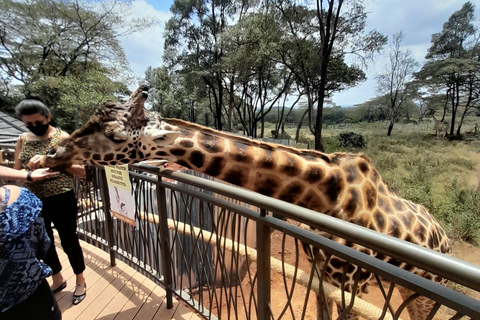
[119,0,478,107]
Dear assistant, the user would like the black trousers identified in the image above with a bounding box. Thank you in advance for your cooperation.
[1,279,62,320]
[42,190,85,275]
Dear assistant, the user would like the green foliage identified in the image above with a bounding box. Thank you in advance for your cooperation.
[435,182,480,243]
[322,136,343,153]
[0,0,154,128]
[337,132,367,149]
[362,131,480,243]
[25,67,123,132]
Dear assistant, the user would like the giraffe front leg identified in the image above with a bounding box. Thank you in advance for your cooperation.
[316,291,333,320]
[398,286,437,320]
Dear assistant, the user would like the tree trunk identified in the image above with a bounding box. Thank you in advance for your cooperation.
[295,109,308,143]
[387,119,394,136]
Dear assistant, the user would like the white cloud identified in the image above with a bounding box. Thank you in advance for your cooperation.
[119,1,172,78]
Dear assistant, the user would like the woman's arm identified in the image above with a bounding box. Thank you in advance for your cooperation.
[13,135,24,170]
[0,166,59,181]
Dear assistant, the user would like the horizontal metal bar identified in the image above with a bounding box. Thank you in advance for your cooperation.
[128,168,480,318]
[131,163,480,293]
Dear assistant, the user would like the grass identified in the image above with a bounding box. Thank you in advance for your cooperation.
[282,118,480,244]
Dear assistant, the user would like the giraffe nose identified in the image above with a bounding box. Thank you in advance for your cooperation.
[47,148,57,156]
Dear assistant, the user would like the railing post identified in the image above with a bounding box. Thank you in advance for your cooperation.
[156,175,174,309]
[98,168,116,267]
[257,208,271,320]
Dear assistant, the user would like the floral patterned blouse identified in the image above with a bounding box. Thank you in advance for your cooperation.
[0,187,52,312]
[18,129,73,198]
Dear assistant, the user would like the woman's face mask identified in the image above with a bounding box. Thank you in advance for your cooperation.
[22,113,51,137]
[27,122,50,136]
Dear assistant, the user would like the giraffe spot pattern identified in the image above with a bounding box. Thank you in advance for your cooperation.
[400,211,414,229]
[128,149,137,159]
[258,149,276,169]
[344,188,359,217]
[358,161,369,174]
[388,217,402,238]
[254,173,281,197]
[305,166,323,184]
[198,134,225,153]
[204,157,226,177]
[321,171,344,203]
[224,166,250,187]
[189,150,205,168]
[346,164,359,183]
[180,140,194,148]
[104,153,114,161]
[298,190,325,213]
[374,210,386,232]
[176,160,192,169]
[278,181,304,203]
[281,154,301,177]
[170,148,187,156]
[230,141,254,164]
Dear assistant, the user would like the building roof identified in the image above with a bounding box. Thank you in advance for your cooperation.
[0,111,27,144]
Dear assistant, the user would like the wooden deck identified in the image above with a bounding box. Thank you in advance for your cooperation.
[49,236,202,320]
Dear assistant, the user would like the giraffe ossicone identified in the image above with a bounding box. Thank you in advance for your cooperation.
[41,86,451,320]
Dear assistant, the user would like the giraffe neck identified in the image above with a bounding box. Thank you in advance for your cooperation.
[157,119,451,254]
[159,119,368,215]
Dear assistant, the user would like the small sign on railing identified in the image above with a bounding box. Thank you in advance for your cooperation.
[105,165,135,226]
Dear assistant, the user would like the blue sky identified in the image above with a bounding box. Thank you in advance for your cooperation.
[119,0,477,107]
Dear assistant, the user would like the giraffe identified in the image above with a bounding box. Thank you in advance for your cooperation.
[432,115,448,138]
[40,86,451,320]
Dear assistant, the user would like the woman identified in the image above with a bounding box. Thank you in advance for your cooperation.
[0,185,62,320]
[14,99,87,305]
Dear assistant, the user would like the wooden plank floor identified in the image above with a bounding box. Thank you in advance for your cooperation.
[48,235,202,320]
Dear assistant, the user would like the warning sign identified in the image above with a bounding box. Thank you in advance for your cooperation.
[105,165,135,226]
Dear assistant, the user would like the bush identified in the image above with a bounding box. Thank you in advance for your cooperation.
[435,182,480,244]
[337,132,367,149]
[270,130,291,140]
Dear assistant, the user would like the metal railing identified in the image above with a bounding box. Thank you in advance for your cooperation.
[70,163,480,320]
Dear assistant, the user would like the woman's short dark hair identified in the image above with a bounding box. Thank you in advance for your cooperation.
[15,99,51,118]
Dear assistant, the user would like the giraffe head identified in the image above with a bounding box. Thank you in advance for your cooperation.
[41,85,181,169]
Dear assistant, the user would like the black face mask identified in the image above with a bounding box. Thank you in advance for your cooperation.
[27,123,50,136]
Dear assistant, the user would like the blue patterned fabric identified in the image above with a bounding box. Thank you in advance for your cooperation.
[0,186,52,312]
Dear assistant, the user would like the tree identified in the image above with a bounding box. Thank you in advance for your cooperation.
[376,31,418,136]
[415,2,480,137]
[274,0,386,150]
[220,11,293,138]
[0,0,154,120]
[164,0,240,131]
[41,66,124,132]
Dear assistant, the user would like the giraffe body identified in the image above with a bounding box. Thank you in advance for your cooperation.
[41,86,451,320]
[432,115,448,138]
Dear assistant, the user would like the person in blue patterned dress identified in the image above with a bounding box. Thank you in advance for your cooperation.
[0,185,61,320]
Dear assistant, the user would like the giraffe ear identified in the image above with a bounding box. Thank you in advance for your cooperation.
[150,130,181,145]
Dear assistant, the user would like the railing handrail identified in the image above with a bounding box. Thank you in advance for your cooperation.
[131,163,480,293]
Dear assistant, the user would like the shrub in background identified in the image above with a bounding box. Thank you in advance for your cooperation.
[337,132,367,149]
